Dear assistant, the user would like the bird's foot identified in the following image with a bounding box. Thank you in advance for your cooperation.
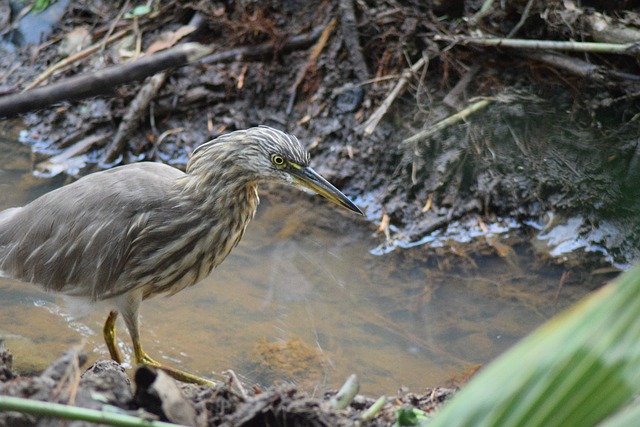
[136,351,216,387]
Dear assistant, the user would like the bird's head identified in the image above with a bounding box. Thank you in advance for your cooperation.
[190,126,363,215]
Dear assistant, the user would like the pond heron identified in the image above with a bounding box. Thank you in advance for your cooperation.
[0,126,363,385]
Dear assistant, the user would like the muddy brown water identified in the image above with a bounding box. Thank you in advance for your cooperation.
[0,137,604,396]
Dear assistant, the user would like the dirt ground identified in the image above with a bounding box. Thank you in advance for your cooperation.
[0,344,455,426]
[1,0,640,425]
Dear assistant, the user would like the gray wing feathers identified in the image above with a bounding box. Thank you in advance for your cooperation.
[0,162,184,300]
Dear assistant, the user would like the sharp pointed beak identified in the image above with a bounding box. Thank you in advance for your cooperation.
[288,166,363,215]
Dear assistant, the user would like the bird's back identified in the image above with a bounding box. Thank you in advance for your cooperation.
[0,162,184,299]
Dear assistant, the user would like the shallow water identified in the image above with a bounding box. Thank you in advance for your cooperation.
[0,138,605,395]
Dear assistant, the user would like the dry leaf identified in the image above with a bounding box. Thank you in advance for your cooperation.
[145,25,197,55]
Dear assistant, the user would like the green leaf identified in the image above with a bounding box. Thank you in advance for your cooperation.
[395,408,430,426]
[597,403,640,427]
[32,0,51,12]
[124,5,151,19]
[429,266,640,427]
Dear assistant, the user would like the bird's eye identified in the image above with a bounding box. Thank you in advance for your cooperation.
[271,154,286,168]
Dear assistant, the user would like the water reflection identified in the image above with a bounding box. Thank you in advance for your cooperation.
[0,138,603,395]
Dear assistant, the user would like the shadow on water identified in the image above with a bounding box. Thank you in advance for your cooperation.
[0,137,606,395]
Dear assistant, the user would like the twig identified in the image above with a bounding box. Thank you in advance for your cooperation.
[442,63,481,108]
[519,50,606,81]
[286,18,337,114]
[338,0,369,81]
[585,13,640,44]
[24,28,131,91]
[468,0,494,26]
[444,36,640,57]
[101,0,130,51]
[36,133,110,177]
[507,0,536,38]
[0,395,184,427]
[402,98,492,145]
[0,43,213,119]
[223,369,248,399]
[199,25,325,64]
[103,71,169,164]
[360,55,428,135]
[151,128,184,160]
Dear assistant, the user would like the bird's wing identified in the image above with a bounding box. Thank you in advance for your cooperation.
[0,162,184,300]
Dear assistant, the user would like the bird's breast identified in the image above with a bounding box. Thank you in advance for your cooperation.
[133,183,260,300]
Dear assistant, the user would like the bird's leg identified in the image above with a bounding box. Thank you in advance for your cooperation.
[103,310,123,363]
[130,338,216,386]
[118,292,215,387]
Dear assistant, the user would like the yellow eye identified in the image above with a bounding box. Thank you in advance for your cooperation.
[271,154,285,167]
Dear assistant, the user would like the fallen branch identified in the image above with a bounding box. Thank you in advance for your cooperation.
[444,36,640,57]
[442,63,481,109]
[0,43,213,119]
[584,13,640,44]
[103,71,169,164]
[520,50,606,81]
[506,0,535,38]
[402,98,493,145]
[36,133,110,177]
[286,18,337,114]
[24,28,131,91]
[338,0,370,81]
[360,55,428,135]
[468,0,495,26]
[199,25,325,64]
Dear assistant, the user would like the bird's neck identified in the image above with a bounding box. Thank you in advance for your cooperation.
[172,161,260,253]
[128,157,260,299]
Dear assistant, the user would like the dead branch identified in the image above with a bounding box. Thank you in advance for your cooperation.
[199,25,325,64]
[360,55,428,135]
[35,133,110,177]
[442,64,481,109]
[506,0,535,38]
[584,13,640,44]
[338,0,370,81]
[24,28,131,91]
[286,18,337,114]
[402,98,493,145]
[103,72,169,164]
[468,0,495,26]
[0,43,213,119]
[519,51,606,81]
[444,36,640,57]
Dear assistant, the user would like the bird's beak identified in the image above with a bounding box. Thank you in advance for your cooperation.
[288,165,364,215]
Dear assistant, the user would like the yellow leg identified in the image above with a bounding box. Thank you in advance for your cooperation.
[103,310,123,364]
[114,292,215,387]
[131,338,215,387]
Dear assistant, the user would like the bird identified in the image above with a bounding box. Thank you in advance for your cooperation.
[0,126,363,385]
